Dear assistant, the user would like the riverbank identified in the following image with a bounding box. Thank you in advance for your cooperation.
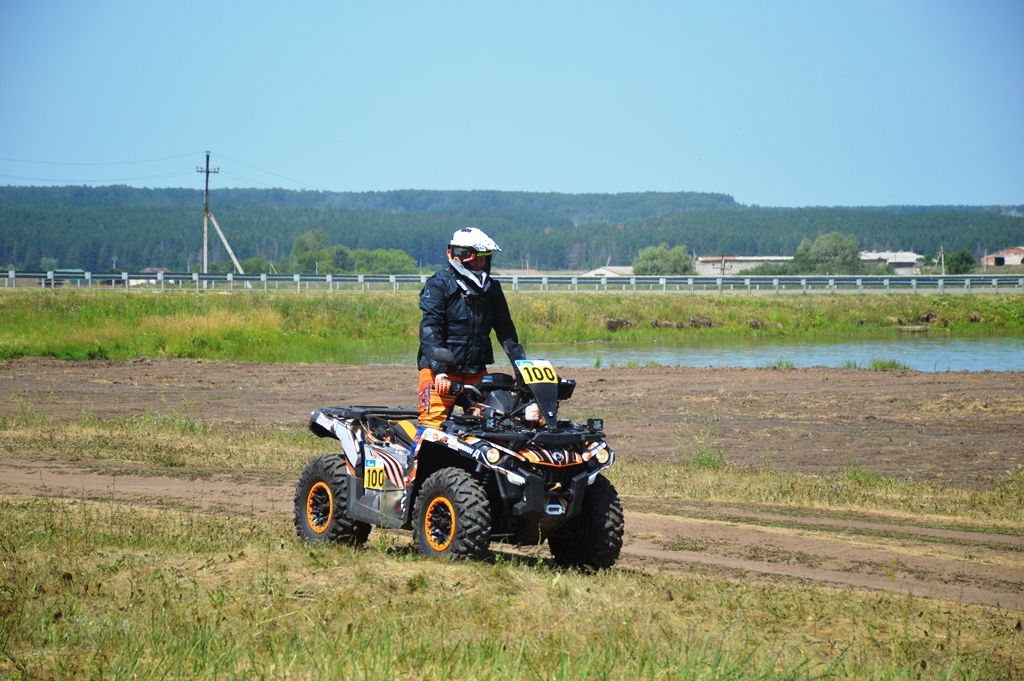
[1,289,1022,363]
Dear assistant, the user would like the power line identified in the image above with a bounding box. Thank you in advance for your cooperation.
[213,151,320,190]
[0,170,196,184]
[0,152,201,166]
[218,170,282,189]
[1,150,326,190]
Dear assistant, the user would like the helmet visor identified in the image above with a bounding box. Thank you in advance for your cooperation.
[451,246,495,261]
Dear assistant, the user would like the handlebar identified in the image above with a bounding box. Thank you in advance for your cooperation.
[450,382,483,400]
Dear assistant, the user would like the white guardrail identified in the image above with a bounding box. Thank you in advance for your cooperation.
[5,270,1024,294]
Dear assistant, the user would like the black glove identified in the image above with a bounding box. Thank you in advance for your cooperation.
[502,340,526,363]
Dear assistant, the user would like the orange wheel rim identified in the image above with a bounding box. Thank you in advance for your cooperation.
[424,496,456,551]
[306,481,333,534]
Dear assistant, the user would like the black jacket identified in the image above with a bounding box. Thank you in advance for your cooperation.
[417,268,523,373]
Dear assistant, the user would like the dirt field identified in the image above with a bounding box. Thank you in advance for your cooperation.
[2,358,1023,610]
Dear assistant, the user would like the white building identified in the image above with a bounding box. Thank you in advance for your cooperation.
[693,256,793,276]
[858,251,923,275]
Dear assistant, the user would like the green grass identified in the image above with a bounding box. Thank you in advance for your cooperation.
[1,405,319,477]
[838,359,912,371]
[686,448,726,470]
[868,358,912,371]
[1,289,1023,363]
[2,496,1019,680]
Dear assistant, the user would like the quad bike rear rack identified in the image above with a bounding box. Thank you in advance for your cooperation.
[309,406,419,439]
[319,406,419,420]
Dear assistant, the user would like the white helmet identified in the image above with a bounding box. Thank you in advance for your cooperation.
[449,227,501,255]
[447,227,499,289]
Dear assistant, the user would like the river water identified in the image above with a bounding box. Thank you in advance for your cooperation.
[519,336,1024,372]
[368,335,1024,372]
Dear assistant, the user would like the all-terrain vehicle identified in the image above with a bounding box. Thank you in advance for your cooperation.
[293,355,623,569]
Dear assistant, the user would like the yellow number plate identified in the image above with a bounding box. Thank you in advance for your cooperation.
[364,460,386,490]
[516,359,558,384]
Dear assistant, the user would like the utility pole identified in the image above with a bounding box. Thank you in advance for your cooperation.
[195,151,246,282]
[196,151,220,275]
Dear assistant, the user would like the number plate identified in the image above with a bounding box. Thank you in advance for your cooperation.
[364,459,386,490]
[515,359,558,384]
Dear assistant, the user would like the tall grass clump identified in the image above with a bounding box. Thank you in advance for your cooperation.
[676,414,728,470]
[869,358,911,371]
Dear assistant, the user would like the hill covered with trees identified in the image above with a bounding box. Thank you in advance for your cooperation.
[0,185,1020,272]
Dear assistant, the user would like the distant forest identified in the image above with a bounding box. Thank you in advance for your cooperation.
[1,185,1021,272]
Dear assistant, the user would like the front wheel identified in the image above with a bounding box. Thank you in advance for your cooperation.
[548,474,624,570]
[413,467,491,559]
[294,455,370,545]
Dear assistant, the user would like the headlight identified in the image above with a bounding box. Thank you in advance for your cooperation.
[595,449,610,464]
[485,447,502,464]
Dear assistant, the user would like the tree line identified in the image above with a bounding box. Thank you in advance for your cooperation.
[0,185,1020,273]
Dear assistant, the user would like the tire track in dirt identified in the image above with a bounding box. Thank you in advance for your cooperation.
[0,457,292,517]
[620,511,1024,610]
[3,456,1021,610]
[625,497,1024,549]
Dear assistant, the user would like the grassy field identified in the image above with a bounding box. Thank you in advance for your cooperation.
[1,288,1022,363]
[3,496,1019,680]
[2,408,1022,679]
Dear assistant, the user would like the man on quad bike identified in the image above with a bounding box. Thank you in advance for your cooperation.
[417,227,526,428]
[296,228,624,567]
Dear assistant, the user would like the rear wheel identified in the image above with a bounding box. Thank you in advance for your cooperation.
[548,474,624,570]
[413,468,491,559]
[294,455,370,545]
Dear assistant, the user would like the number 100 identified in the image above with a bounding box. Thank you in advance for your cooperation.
[365,468,386,489]
[524,366,556,382]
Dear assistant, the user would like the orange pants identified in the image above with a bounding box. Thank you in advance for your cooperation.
[418,368,485,428]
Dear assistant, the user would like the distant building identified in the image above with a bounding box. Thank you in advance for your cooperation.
[694,256,792,276]
[581,266,634,277]
[858,251,923,275]
[130,267,173,286]
[980,247,1024,267]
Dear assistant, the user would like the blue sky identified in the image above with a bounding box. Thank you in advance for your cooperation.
[1,1,1021,206]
